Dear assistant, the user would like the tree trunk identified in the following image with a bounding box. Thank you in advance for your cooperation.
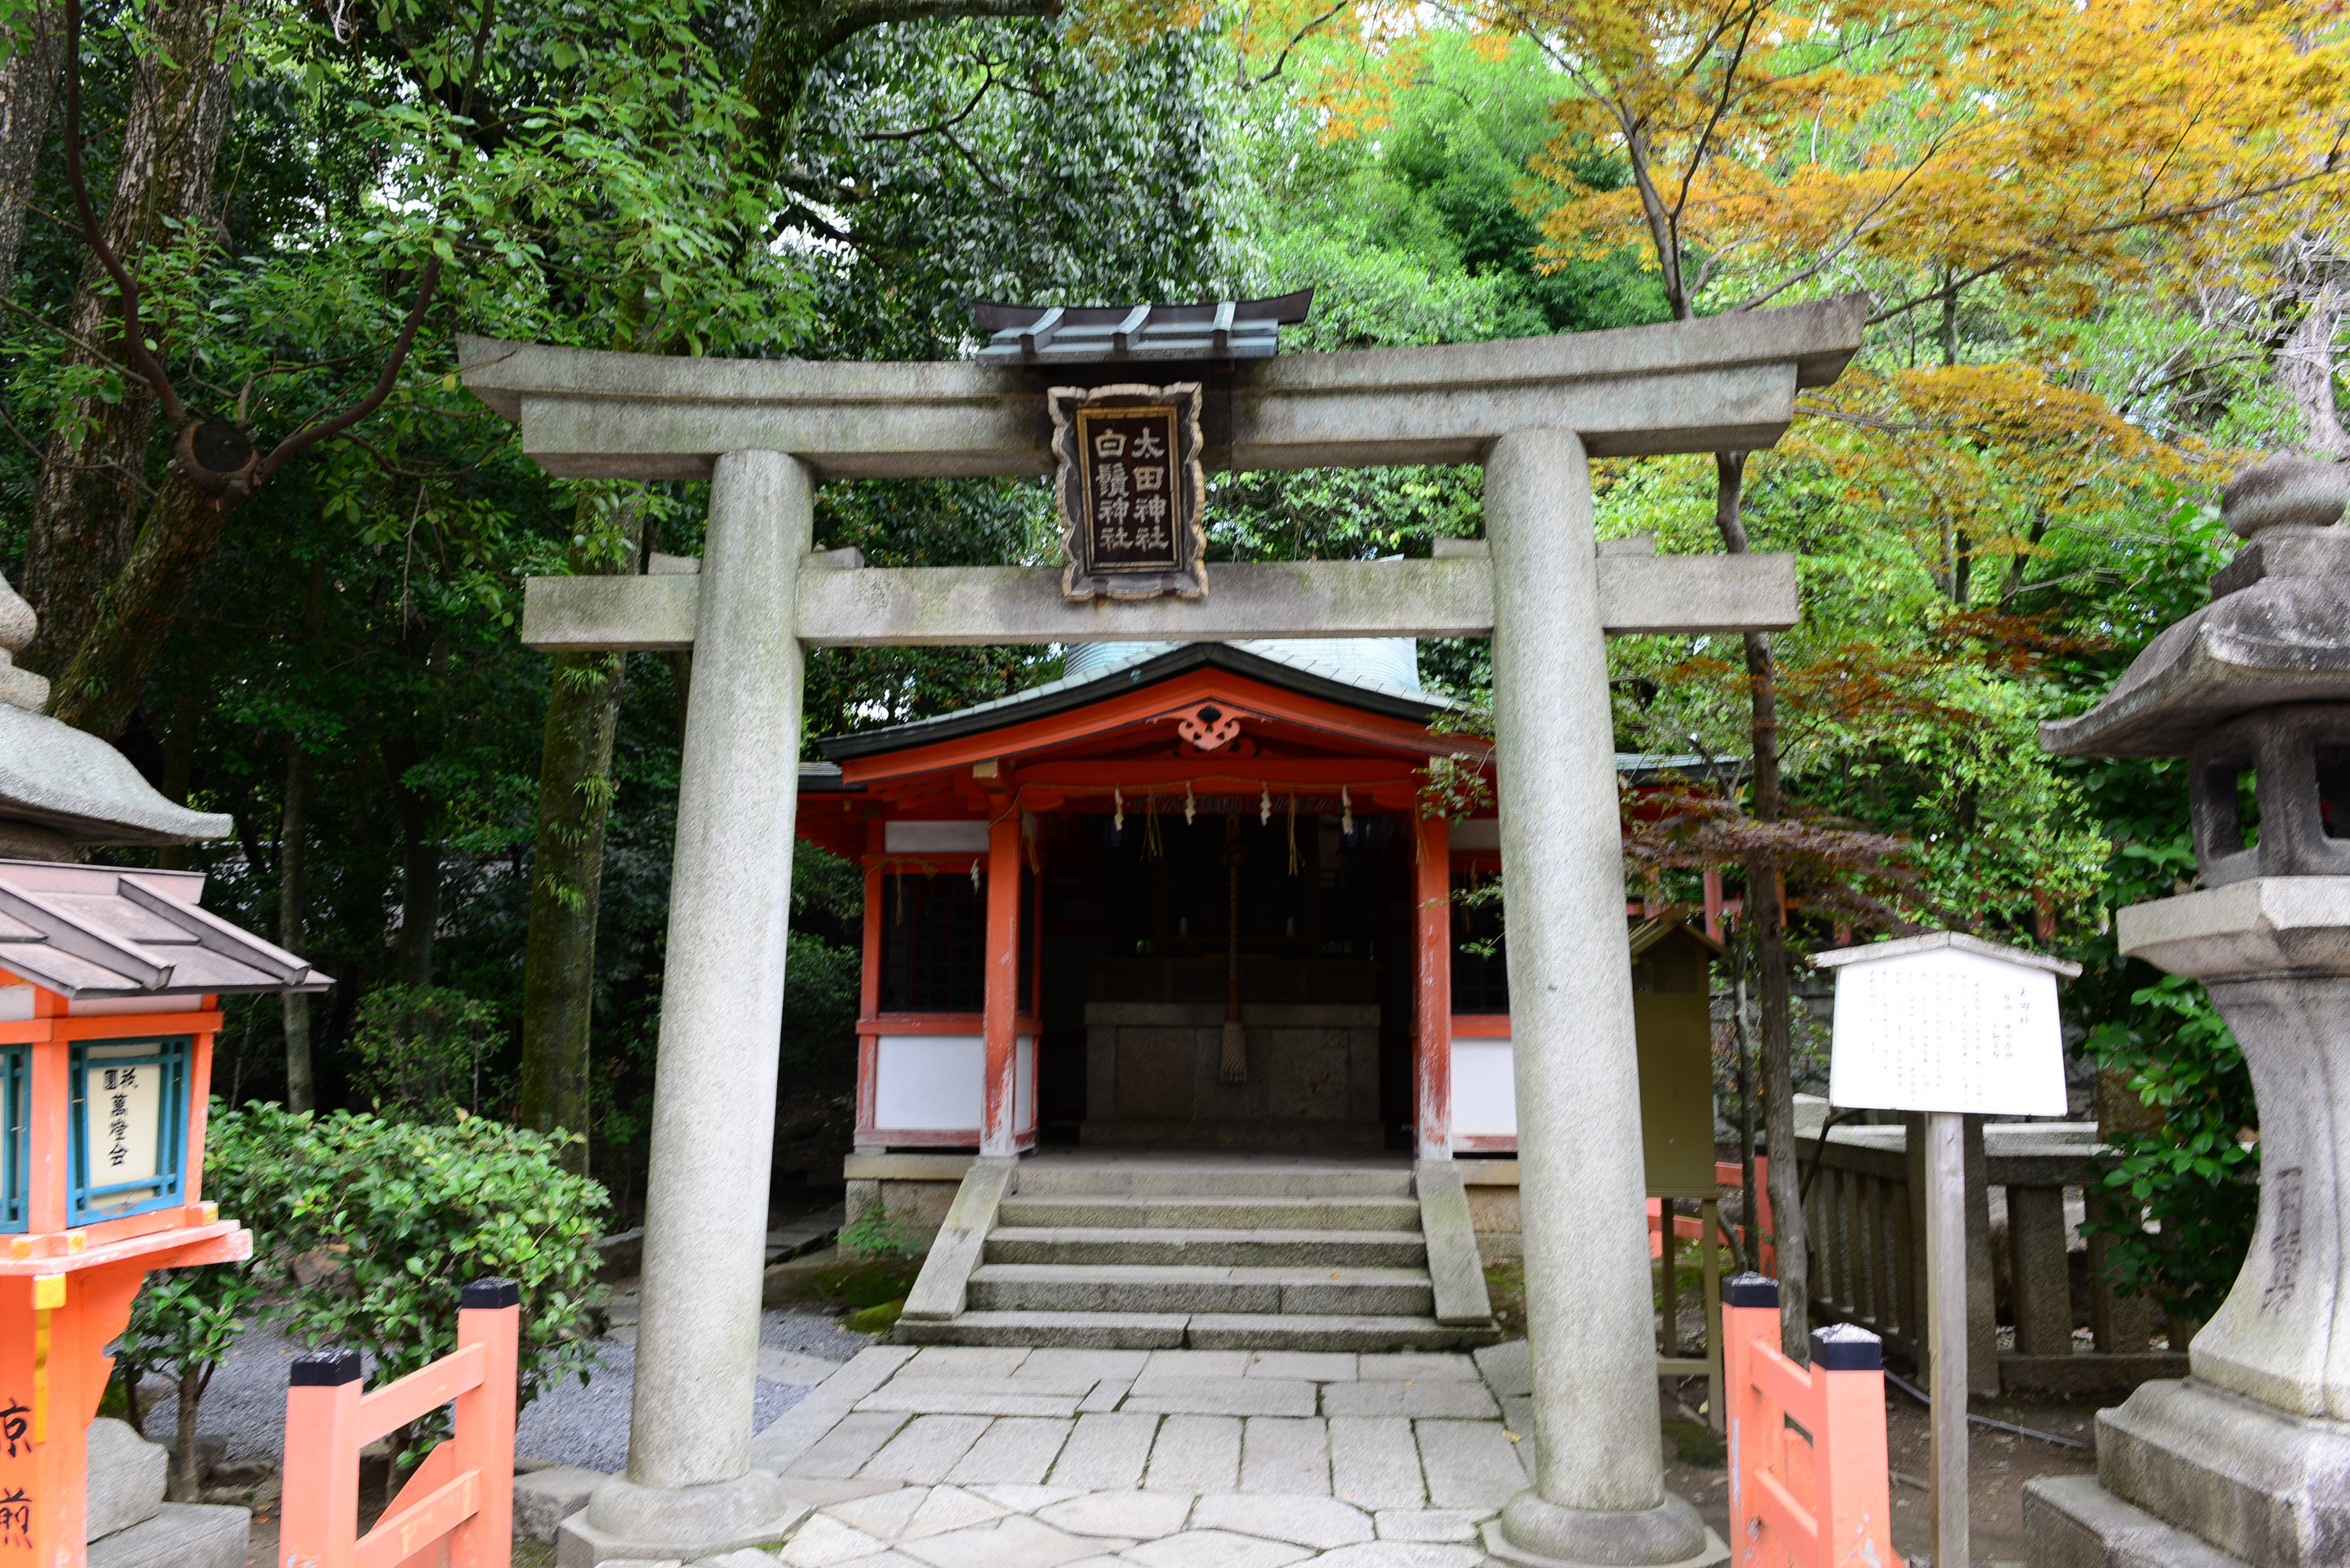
[280,741,314,1111]
[43,474,239,738]
[517,503,645,1171]
[1713,448,1808,1357]
[21,0,239,681]
[515,647,628,1168]
[386,733,440,988]
[169,1365,204,1500]
[153,665,206,871]
[0,8,63,302]
[2279,237,2350,458]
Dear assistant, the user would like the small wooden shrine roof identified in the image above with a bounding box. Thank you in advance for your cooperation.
[0,861,328,999]
[971,292,1314,366]
[817,639,1460,764]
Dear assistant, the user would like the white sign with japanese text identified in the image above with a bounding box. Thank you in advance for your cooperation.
[1823,939,2070,1117]
[82,1043,163,1207]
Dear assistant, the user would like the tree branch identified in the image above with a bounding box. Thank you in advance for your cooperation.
[1248,1,1347,88]
[59,0,188,430]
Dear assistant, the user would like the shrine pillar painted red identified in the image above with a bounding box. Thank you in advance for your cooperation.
[980,811,1021,1157]
[1413,811,1452,1159]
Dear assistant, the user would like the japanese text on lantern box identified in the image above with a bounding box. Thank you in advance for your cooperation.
[1075,405,1181,572]
[1826,946,2068,1117]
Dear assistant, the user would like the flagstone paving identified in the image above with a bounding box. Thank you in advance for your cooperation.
[716,1344,1559,1568]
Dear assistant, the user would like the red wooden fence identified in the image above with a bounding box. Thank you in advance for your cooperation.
[280,1279,519,1568]
[1723,1273,1894,1568]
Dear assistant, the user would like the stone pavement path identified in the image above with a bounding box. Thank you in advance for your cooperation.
[738,1345,1547,1568]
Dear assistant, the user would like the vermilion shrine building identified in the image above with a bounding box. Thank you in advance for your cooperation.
[794,632,1731,1162]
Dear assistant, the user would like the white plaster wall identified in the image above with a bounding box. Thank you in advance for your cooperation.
[0,986,30,1021]
[1451,1037,1518,1136]
[875,1034,983,1129]
[1015,1034,1035,1135]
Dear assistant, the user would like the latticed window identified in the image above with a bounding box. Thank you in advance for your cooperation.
[881,872,986,1011]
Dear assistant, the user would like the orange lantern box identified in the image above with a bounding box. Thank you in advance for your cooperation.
[0,858,326,1566]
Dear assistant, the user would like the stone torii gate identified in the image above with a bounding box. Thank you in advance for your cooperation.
[459,294,1867,1568]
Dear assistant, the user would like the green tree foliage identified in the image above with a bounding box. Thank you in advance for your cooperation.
[350,984,505,1119]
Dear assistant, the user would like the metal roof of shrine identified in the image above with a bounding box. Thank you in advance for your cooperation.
[0,861,330,999]
[815,638,1454,762]
[971,291,1314,366]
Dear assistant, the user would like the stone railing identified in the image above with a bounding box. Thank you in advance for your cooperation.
[1800,1119,2188,1395]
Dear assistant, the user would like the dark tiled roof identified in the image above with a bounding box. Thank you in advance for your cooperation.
[971,292,1313,366]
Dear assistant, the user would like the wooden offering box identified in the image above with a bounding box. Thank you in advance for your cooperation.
[0,859,326,1566]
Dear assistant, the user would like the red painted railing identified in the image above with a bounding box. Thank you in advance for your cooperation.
[1724,1274,1894,1568]
[280,1280,519,1568]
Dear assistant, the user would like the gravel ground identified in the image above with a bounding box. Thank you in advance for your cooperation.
[132,1307,875,1476]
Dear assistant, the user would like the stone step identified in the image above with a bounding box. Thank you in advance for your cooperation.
[985,1225,1428,1268]
[894,1310,1501,1351]
[1010,1164,1414,1198]
[966,1262,1434,1316]
[996,1195,1425,1232]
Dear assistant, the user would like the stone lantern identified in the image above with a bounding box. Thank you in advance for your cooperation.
[0,573,328,1568]
[2029,455,2350,1567]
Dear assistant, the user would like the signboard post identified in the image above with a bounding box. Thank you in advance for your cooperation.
[1812,931,2080,1568]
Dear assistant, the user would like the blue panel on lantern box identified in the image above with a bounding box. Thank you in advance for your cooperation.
[68,1037,189,1225]
[1,1044,25,1233]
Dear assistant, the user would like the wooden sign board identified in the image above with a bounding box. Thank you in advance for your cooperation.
[1051,383,1206,601]
[1816,932,2078,1117]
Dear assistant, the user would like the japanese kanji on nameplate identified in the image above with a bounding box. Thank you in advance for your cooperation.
[1815,931,2078,1117]
[1050,382,1206,601]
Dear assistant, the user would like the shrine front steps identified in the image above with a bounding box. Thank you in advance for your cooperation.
[891,1156,1501,1353]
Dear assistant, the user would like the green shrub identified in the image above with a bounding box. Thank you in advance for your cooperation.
[837,1206,916,1260]
[781,931,860,1076]
[116,1264,262,1498]
[205,1103,609,1459]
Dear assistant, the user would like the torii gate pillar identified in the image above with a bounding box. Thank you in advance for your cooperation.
[565,449,815,1551]
[1485,430,1713,1565]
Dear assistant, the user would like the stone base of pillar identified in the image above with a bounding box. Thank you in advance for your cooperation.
[2020,1378,2350,1568]
[2025,1473,2250,1567]
[1483,1490,1726,1568]
[556,1471,810,1568]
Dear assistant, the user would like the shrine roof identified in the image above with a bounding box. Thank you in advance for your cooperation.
[0,860,330,999]
[815,639,1465,763]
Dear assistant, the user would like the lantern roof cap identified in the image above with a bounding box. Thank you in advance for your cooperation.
[0,705,232,846]
[2040,522,2350,758]
[0,860,328,999]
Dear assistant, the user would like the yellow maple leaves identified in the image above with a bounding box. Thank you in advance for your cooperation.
[1262,0,2350,316]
